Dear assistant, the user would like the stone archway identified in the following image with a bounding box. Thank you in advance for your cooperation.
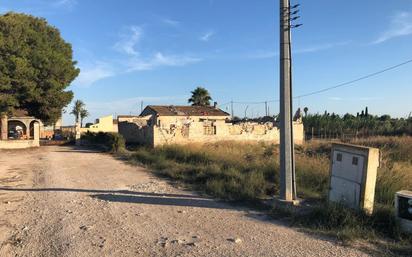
[29,120,40,139]
[8,120,28,140]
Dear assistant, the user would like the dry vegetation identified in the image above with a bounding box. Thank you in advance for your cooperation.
[121,136,412,255]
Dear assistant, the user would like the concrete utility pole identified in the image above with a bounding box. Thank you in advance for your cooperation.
[231,100,234,119]
[75,112,81,146]
[279,0,301,201]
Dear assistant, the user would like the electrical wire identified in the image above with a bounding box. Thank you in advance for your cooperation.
[221,58,412,105]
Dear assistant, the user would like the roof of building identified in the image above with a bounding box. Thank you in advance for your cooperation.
[144,105,230,117]
[11,109,30,117]
[117,115,141,118]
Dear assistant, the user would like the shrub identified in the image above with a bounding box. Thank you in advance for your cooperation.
[125,138,412,252]
[81,132,125,153]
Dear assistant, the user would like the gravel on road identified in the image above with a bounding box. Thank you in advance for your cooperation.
[0,146,372,257]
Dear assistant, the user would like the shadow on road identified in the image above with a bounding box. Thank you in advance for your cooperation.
[0,187,206,200]
[90,193,227,209]
[0,187,230,210]
[52,147,103,154]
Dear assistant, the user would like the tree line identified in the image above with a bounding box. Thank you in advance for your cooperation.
[302,107,412,139]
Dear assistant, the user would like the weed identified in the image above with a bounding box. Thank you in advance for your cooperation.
[125,137,412,255]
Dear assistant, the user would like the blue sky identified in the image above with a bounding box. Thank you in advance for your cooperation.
[1,0,412,124]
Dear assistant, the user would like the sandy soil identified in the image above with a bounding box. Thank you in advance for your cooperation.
[0,146,373,257]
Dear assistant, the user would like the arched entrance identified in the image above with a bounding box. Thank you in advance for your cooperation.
[8,120,28,140]
[29,120,40,139]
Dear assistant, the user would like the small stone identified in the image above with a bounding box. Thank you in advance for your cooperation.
[79,225,88,231]
[22,226,29,231]
[177,210,186,214]
[186,242,197,247]
[228,238,242,244]
[171,239,183,244]
[192,235,200,239]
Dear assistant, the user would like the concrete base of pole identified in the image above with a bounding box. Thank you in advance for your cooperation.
[271,197,303,207]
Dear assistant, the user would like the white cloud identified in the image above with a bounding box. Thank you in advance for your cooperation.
[162,18,180,27]
[0,7,11,14]
[73,63,115,87]
[73,25,202,87]
[127,52,202,71]
[328,97,343,101]
[114,26,143,56]
[200,30,215,41]
[247,42,348,59]
[246,50,278,59]
[373,11,412,44]
[295,41,349,54]
[53,0,77,8]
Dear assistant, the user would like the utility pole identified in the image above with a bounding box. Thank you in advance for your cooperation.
[265,101,268,116]
[231,100,234,119]
[75,112,81,146]
[279,0,301,202]
[140,101,144,115]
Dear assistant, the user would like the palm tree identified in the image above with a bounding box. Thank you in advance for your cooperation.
[80,109,89,128]
[70,100,87,127]
[188,87,212,106]
[303,107,308,117]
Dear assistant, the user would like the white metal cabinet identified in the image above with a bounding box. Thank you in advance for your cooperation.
[328,144,379,214]
[329,150,364,210]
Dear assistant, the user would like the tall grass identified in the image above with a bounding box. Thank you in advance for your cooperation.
[127,137,412,255]
[130,142,277,200]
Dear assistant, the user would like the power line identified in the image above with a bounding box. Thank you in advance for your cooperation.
[295,58,412,98]
[220,58,412,105]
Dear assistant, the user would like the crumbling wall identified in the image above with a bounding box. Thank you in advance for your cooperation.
[118,122,154,146]
[119,118,305,147]
[152,121,303,146]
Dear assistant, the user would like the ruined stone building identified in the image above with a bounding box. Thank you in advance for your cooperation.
[118,105,304,147]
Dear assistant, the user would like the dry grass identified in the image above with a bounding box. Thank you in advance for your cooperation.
[128,137,412,204]
[127,136,412,256]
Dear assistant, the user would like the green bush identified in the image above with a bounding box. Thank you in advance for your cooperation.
[81,132,125,152]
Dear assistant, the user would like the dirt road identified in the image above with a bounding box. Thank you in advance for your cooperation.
[0,146,372,257]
